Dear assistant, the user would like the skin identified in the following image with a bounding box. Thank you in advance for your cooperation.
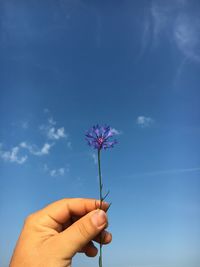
[9,198,112,267]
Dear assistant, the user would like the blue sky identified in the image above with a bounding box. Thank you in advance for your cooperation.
[0,0,200,266]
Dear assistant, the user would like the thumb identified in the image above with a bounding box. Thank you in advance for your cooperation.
[55,209,108,258]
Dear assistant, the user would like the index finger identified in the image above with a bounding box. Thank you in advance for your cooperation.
[40,198,109,225]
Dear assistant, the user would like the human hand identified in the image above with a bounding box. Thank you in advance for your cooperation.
[9,198,111,267]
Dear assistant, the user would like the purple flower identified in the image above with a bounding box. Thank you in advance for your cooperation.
[85,124,118,150]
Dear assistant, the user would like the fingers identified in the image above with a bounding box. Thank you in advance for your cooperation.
[54,209,108,257]
[81,241,98,257]
[80,231,112,257]
[41,198,109,225]
[93,230,112,244]
[80,230,112,254]
[29,198,111,260]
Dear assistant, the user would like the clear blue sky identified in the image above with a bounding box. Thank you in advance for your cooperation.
[0,0,200,266]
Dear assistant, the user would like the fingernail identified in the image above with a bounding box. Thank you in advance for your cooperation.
[91,210,107,227]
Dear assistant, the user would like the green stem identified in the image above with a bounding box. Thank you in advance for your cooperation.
[98,149,103,209]
[97,149,103,267]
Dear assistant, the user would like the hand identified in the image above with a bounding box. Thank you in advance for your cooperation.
[10,198,112,267]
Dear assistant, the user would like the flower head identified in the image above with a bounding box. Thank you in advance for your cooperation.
[85,124,118,150]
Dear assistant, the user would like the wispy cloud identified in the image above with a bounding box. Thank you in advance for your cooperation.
[151,2,170,45]
[0,144,27,164]
[174,14,200,62]
[136,116,154,128]
[0,113,71,168]
[47,127,66,140]
[48,117,56,125]
[110,127,122,135]
[20,142,53,156]
[50,168,65,177]
[91,152,98,165]
[149,0,200,62]
[139,16,151,57]
[44,164,68,177]
[40,116,68,141]
[0,140,53,164]
[137,167,200,177]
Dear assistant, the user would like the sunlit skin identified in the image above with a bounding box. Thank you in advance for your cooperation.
[10,198,112,267]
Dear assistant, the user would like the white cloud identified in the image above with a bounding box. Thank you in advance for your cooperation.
[44,164,67,177]
[0,145,27,164]
[20,142,53,156]
[174,14,200,62]
[150,0,200,62]
[136,116,154,128]
[0,140,53,165]
[50,168,65,177]
[40,117,68,141]
[133,167,200,178]
[151,2,170,44]
[110,127,121,135]
[48,117,56,125]
[39,143,53,155]
[139,17,151,57]
[0,113,70,166]
[91,152,98,165]
[47,126,66,140]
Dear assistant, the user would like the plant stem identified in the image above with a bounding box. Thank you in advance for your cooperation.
[98,149,103,208]
[97,149,103,267]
